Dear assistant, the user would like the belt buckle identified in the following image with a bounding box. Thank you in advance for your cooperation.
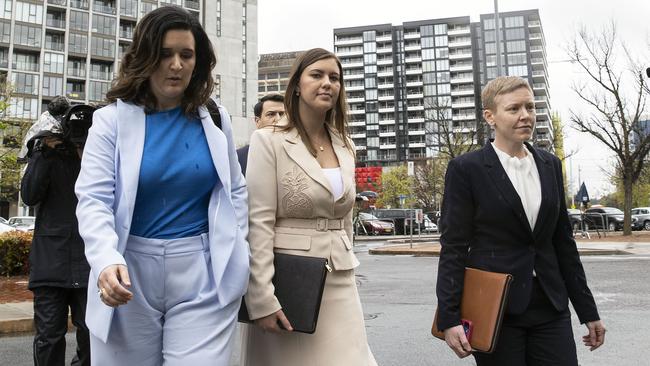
[316,218,328,231]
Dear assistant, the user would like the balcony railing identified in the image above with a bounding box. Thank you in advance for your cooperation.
[68,67,86,78]
[70,0,89,10]
[48,0,67,6]
[46,18,66,28]
[46,42,65,52]
[185,0,200,10]
[93,3,117,15]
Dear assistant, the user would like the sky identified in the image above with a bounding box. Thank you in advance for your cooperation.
[257,0,650,199]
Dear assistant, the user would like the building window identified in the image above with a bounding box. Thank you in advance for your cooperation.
[120,0,137,17]
[0,20,10,43]
[15,1,43,24]
[421,36,434,48]
[435,59,449,71]
[9,97,39,119]
[12,51,39,72]
[11,72,39,95]
[505,28,525,40]
[506,40,526,52]
[67,58,86,78]
[0,0,11,20]
[507,65,528,77]
[45,32,65,52]
[140,1,157,18]
[434,23,447,35]
[92,14,116,36]
[93,0,116,15]
[90,61,113,80]
[13,24,42,48]
[422,48,435,60]
[90,37,115,58]
[363,30,376,41]
[68,33,88,55]
[420,25,433,37]
[363,42,376,53]
[42,76,64,97]
[434,35,447,47]
[70,0,90,10]
[505,16,524,28]
[507,53,527,65]
[88,81,110,101]
[70,10,89,31]
[43,52,65,74]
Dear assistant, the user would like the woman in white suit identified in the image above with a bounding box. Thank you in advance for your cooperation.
[75,7,249,365]
[240,48,377,366]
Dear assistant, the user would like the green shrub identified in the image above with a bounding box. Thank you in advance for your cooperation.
[0,230,32,276]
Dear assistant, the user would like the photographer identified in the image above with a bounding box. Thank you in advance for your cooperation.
[21,96,91,366]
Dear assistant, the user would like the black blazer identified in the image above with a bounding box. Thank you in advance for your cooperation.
[237,144,249,176]
[436,142,599,331]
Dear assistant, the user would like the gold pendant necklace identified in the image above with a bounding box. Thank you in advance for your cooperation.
[319,146,324,152]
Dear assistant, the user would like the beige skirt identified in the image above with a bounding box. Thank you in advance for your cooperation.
[240,268,377,366]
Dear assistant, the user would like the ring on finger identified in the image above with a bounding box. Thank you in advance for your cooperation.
[98,287,107,298]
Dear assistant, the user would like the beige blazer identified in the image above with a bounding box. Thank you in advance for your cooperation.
[244,119,359,320]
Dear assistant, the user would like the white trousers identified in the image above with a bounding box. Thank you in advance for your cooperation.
[90,234,239,366]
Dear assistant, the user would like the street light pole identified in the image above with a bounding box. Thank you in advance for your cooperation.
[494,0,503,76]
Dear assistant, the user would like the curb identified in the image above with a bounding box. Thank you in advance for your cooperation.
[0,318,33,336]
[369,247,631,257]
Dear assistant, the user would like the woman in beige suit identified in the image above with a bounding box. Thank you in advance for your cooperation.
[241,48,377,366]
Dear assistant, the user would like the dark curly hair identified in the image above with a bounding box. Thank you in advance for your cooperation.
[106,6,215,116]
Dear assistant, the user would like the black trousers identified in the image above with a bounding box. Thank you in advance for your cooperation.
[474,278,578,366]
[32,287,90,366]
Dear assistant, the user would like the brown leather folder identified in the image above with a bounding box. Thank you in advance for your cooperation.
[432,267,513,353]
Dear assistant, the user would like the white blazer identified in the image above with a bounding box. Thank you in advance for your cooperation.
[75,99,250,342]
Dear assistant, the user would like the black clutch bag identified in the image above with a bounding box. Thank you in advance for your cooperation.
[239,253,330,334]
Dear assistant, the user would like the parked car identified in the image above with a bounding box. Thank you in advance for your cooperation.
[422,216,438,233]
[567,208,583,232]
[583,207,640,231]
[631,207,650,231]
[357,212,395,235]
[0,221,16,233]
[372,209,421,235]
[0,217,8,225]
[7,216,35,231]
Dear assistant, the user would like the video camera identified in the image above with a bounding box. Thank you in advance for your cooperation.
[26,104,95,158]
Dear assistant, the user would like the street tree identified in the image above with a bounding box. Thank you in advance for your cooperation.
[411,158,446,212]
[376,165,413,209]
[567,22,650,235]
[0,78,30,203]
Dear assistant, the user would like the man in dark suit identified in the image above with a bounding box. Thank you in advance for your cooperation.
[436,76,605,365]
[237,94,284,175]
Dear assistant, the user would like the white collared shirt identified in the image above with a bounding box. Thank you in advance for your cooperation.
[492,143,542,230]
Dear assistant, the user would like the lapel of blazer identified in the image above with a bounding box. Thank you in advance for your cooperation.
[482,142,532,235]
[198,105,231,196]
[281,125,335,197]
[116,100,145,225]
[526,142,554,238]
[328,124,354,201]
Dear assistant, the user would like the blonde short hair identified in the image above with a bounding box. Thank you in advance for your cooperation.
[481,76,532,111]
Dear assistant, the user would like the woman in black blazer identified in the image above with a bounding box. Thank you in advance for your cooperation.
[436,76,606,365]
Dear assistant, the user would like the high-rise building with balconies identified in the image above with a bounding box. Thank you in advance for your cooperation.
[334,9,551,166]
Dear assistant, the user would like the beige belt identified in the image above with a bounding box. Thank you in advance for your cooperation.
[275,218,344,232]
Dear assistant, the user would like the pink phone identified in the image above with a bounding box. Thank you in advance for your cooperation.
[461,319,473,342]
